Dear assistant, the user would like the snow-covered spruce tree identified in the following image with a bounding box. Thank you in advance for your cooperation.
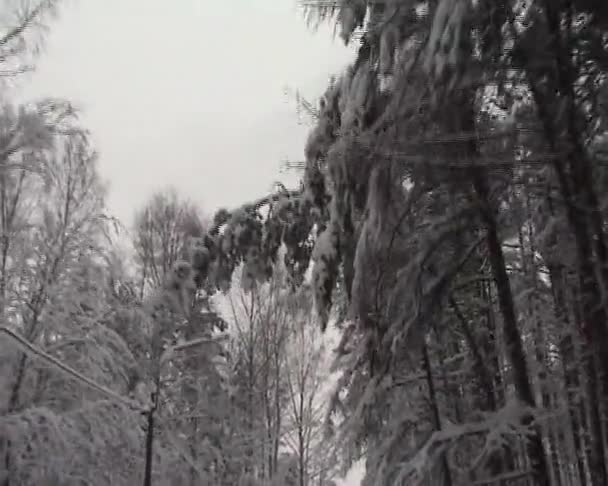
[152,1,608,485]
[295,2,608,485]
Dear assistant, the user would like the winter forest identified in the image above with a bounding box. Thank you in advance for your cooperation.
[2,0,608,485]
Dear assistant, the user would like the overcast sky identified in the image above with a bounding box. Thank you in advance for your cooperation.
[17,0,355,225]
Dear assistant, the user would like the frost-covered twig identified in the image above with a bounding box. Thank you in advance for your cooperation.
[159,332,230,366]
[472,469,533,485]
[0,326,147,412]
[393,401,535,484]
[163,428,210,481]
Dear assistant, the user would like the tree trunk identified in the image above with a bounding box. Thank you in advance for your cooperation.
[143,402,156,486]
[550,263,588,486]
[472,171,550,485]
[422,339,453,486]
[519,9,608,481]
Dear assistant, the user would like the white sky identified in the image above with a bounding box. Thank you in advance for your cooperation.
[15,0,363,484]
[16,0,355,225]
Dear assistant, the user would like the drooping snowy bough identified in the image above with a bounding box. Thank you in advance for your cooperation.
[165,1,608,484]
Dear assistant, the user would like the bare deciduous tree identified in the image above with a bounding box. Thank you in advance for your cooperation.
[132,188,204,297]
